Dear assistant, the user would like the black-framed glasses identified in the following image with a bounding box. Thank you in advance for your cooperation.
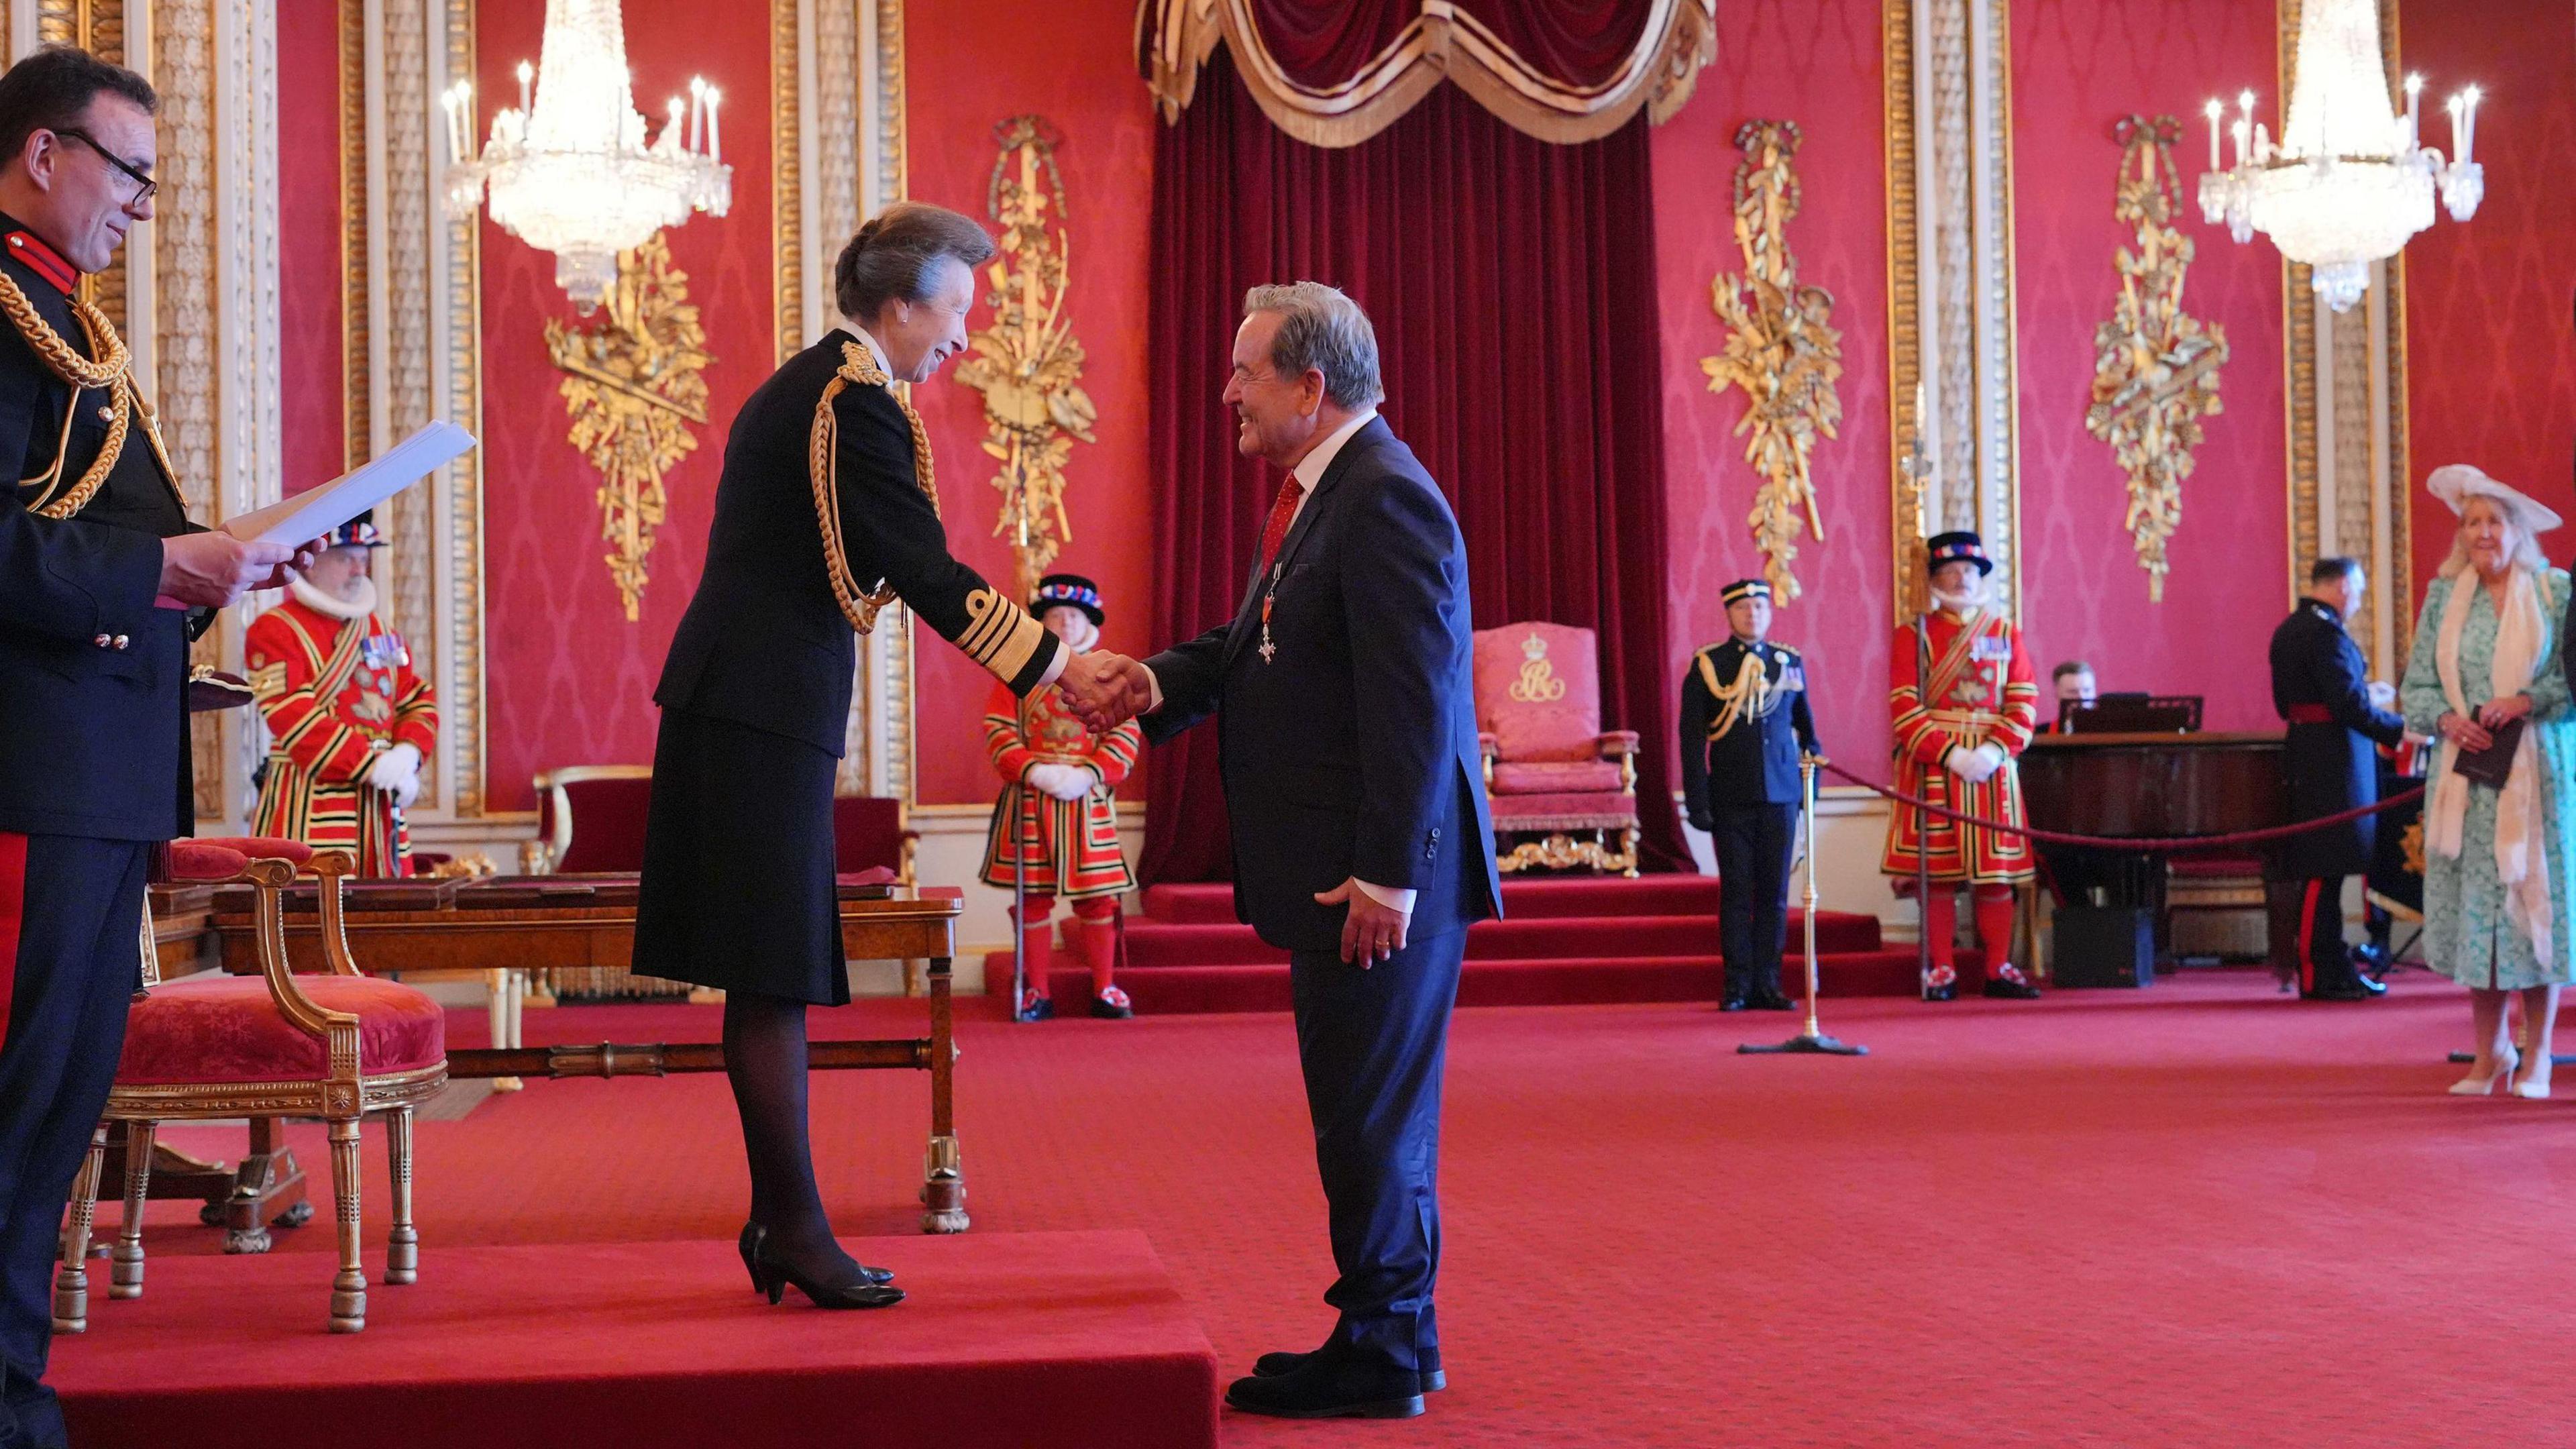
[55,129,155,205]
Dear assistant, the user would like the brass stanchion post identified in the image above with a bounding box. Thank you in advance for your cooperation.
[1741,755,1867,1057]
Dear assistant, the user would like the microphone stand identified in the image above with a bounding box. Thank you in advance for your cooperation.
[1742,755,1868,1056]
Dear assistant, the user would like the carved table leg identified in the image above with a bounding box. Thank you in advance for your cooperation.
[920,955,968,1234]
[51,1125,107,1332]
[109,1120,154,1298]
[326,1118,366,1332]
[384,1106,418,1285]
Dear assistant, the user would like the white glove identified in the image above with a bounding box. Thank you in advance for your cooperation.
[367,743,422,796]
[1942,745,1986,784]
[1973,741,2008,779]
[1025,763,1097,802]
[2366,680,2397,712]
[391,769,422,810]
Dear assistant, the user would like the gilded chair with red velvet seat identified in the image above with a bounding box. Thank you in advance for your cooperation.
[1470,623,1641,875]
[527,764,656,874]
[53,839,446,1336]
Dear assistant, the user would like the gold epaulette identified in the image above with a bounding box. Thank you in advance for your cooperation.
[1696,644,1778,743]
[808,340,938,635]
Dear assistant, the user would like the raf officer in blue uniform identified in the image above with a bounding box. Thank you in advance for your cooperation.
[0,48,313,1449]
[1679,578,1821,1012]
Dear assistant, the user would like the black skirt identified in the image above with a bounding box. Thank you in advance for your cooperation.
[633,707,848,1005]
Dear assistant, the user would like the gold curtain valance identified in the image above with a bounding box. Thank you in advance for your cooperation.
[1138,0,1717,148]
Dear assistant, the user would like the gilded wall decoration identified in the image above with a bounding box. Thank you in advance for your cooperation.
[544,234,712,622]
[952,115,1096,601]
[2084,115,2227,602]
[1701,119,1841,604]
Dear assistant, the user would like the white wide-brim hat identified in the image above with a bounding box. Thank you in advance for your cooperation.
[2428,463,2564,535]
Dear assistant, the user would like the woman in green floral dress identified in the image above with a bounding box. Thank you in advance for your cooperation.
[2399,466,2576,1099]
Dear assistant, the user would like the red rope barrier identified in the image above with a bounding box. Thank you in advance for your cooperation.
[1816,759,2425,853]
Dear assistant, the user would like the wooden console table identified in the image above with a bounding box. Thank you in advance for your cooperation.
[197,875,969,1249]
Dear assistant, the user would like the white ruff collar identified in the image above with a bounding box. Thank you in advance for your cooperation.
[290,573,377,621]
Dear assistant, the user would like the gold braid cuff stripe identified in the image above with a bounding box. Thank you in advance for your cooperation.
[810,339,937,635]
[956,586,1046,683]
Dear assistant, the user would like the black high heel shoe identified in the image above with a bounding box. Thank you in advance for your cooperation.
[741,1224,906,1309]
[739,1223,899,1297]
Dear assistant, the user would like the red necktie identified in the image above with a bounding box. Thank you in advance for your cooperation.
[1256,477,1304,579]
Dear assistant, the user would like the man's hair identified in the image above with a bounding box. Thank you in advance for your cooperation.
[2051,659,2094,685]
[833,201,995,322]
[2310,556,2363,586]
[0,46,156,174]
[1243,281,1383,411]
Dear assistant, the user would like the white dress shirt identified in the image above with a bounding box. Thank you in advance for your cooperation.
[842,315,1065,689]
[1137,409,1413,917]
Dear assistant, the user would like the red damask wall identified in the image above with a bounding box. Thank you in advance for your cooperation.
[276,0,342,494]
[1655,0,1893,772]
[476,0,775,812]
[2011,0,2286,731]
[2402,0,2576,591]
[906,0,1159,805]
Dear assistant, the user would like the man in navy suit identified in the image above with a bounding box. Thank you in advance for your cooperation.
[1068,282,1498,1420]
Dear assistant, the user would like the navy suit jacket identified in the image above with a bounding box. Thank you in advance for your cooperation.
[1144,418,1501,953]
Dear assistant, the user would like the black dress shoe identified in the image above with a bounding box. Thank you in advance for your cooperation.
[1922,982,1957,1002]
[742,1224,904,1307]
[1982,977,2043,1000]
[2302,977,2377,1002]
[1226,1356,1424,1419]
[1254,1345,1445,1392]
[1719,992,1750,1012]
[2351,969,2389,996]
[741,1222,891,1288]
[1748,983,1797,1011]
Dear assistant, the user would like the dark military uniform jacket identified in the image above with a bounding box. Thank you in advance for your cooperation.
[0,217,203,841]
[1678,637,1820,820]
[654,327,1062,751]
[2268,597,2405,881]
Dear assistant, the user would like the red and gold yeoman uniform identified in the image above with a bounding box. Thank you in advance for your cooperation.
[1880,606,2037,885]
[978,680,1142,899]
[245,598,437,877]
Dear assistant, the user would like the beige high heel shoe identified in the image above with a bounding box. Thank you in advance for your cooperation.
[2452,1047,2522,1096]
[2511,1057,2553,1100]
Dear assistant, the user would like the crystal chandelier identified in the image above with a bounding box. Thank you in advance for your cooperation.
[2197,0,2484,313]
[439,0,730,309]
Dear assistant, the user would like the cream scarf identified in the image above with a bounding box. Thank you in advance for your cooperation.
[2429,565,2553,961]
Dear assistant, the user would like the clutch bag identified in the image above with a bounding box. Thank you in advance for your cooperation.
[2451,716,2526,790]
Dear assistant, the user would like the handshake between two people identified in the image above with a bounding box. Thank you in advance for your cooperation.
[1056,650,1157,733]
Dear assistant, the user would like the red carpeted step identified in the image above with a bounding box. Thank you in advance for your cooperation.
[1121,910,1878,967]
[52,1231,1218,1449]
[1042,949,1968,1016]
[1142,873,1739,923]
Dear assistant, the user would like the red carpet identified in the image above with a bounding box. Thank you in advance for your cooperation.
[74,973,2576,1446]
[1030,875,1927,1013]
[52,1232,1217,1449]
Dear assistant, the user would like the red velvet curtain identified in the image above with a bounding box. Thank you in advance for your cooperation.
[1140,48,1688,884]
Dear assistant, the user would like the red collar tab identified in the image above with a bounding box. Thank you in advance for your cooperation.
[5,231,78,294]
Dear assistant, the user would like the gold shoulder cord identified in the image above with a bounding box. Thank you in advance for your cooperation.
[0,271,184,521]
[1696,648,1777,743]
[809,339,939,634]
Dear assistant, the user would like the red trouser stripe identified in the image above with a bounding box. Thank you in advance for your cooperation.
[0,831,25,1045]
[2298,879,2322,993]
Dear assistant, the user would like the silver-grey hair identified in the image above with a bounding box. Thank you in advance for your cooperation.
[1243,281,1383,411]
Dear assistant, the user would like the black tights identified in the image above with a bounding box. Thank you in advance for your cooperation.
[722,989,862,1286]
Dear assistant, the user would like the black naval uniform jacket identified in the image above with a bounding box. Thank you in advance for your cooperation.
[2267,597,2404,881]
[1678,638,1820,823]
[0,217,202,843]
[636,329,1062,1002]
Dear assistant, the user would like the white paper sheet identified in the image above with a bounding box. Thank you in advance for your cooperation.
[222,421,476,545]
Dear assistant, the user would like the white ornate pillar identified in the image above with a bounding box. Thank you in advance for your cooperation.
[1886,0,2021,619]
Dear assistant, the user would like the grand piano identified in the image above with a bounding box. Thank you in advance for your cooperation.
[2018,710,2288,981]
